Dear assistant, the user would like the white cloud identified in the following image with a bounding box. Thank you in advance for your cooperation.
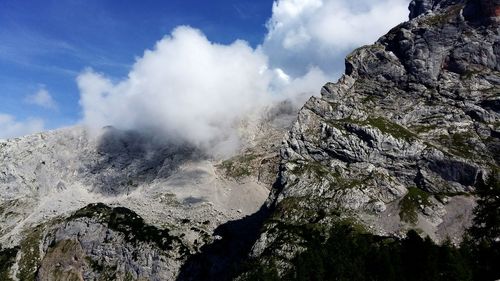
[77,1,410,156]
[78,26,274,156]
[0,114,44,139]
[25,88,58,110]
[263,0,409,76]
[275,67,330,104]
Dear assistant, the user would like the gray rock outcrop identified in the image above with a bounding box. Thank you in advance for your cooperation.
[245,0,500,275]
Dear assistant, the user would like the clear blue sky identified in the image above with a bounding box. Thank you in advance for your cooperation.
[0,0,274,130]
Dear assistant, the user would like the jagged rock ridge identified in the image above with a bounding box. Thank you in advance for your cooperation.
[244,0,499,276]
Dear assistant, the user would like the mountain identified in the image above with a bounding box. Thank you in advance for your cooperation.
[0,103,296,280]
[1,0,499,280]
[240,0,500,278]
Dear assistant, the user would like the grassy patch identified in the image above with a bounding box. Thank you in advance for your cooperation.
[291,161,330,178]
[410,124,439,134]
[218,153,259,179]
[437,132,476,159]
[422,4,463,26]
[70,203,187,254]
[399,187,431,224]
[291,161,373,191]
[364,117,416,141]
[461,69,482,80]
[17,225,45,281]
[271,197,320,221]
[329,176,368,190]
[330,117,416,141]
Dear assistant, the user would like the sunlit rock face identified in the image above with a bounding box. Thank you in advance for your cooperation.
[244,0,499,275]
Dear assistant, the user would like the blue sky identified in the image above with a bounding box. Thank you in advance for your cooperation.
[0,0,409,140]
[0,0,273,132]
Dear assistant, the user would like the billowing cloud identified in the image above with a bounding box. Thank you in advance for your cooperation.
[78,26,274,156]
[0,114,44,139]
[25,88,58,110]
[78,1,410,156]
[263,0,409,76]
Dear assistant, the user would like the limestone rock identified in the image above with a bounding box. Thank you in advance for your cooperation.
[246,0,499,275]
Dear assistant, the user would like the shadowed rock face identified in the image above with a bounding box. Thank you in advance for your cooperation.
[86,127,200,195]
[410,0,500,21]
[490,0,500,14]
[409,0,461,19]
[479,0,500,17]
[245,0,499,275]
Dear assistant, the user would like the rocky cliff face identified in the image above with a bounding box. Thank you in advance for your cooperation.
[245,0,500,275]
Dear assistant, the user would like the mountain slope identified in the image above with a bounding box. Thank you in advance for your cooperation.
[0,103,296,280]
[243,0,499,276]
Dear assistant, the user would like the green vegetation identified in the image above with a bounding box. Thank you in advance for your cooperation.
[218,153,259,179]
[70,203,186,253]
[463,174,500,280]
[422,4,464,25]
[291,161,343,181]
[86,255,136,281]
[291,161,390,192]
[270,197,324,223]
[0,247,18,281]
[85,256,104,272]
[245,262,280,281]
[361,94,379,104]
[94,264,118,281]
[17,225,45,281]
[410,124,438,134]
[330,176,366,190]
[291,161,331,179]
[124,271,135,281]
[399,187,431,224]
[330,117,416,141]
[246,223,471,281]
[437,132,476,158]
[461,69,482,80]
[346,44,385,61]
[365,117,416,140]
[246,173,500,281]
[292,228,472,281]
